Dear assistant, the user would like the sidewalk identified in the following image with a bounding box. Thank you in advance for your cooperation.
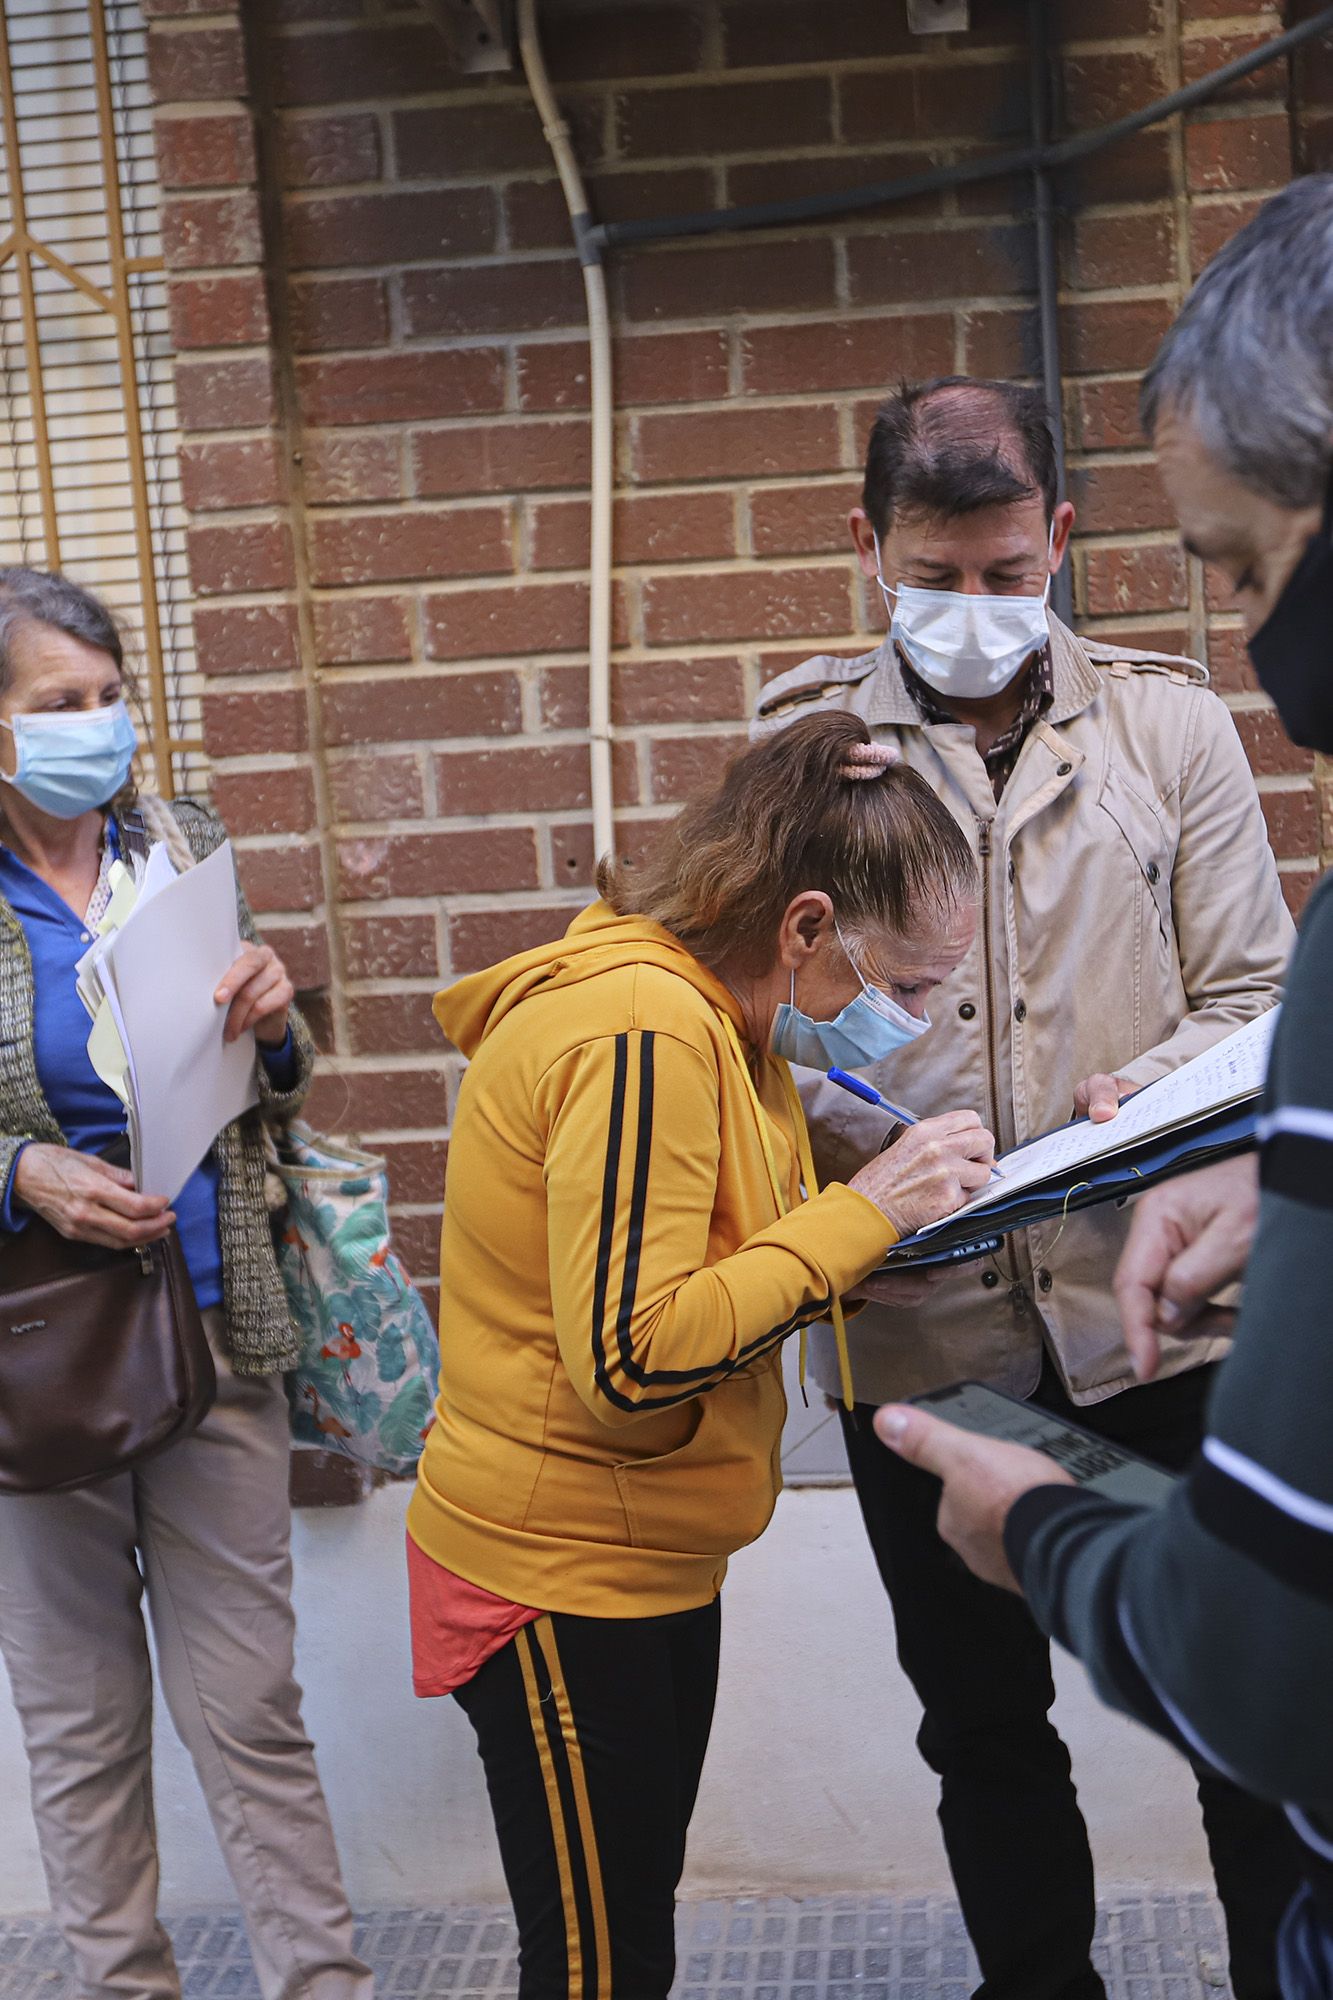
[0,1892,1233,1998]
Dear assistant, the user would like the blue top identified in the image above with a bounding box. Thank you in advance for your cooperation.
[0,826,294,1313]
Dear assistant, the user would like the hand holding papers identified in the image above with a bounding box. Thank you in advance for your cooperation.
[883,1010,1278,1268]
[77,841,260,1200]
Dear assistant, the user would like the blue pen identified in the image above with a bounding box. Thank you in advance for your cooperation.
[826,1067,1002,1180]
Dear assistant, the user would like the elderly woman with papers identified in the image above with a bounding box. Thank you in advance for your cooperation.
[0,570,371,2000]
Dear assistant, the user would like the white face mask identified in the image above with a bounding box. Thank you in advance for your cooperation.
[873,531,1053,700]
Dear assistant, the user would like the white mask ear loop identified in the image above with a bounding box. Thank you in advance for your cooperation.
[871,531,894,620]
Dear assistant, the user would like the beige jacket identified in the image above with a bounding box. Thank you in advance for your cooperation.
[753,615,1294,1406]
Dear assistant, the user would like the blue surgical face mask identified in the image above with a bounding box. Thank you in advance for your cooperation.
[0,700,138,820]
[770,926,931,1071]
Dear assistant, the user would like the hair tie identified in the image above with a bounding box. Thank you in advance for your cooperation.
[838,741,900,781]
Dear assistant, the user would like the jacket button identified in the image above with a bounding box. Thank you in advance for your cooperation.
[1038,1268,1053,1293]
[1146,861,1161,884]
[958,1001,977,1020]
[981,1270,999,1289]
[1014,999,1027,1023]
[1007,858,1016,884]
[1057,760,1072,776]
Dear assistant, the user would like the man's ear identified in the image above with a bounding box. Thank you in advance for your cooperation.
[1050,500,1075,571]
[849,507,880,578]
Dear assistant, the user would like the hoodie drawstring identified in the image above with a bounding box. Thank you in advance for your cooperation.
[719,1017,855,1413]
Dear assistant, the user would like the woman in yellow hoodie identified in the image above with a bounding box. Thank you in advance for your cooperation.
[408,712,993,1998]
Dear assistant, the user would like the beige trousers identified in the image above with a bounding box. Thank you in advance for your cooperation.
[0,1310,373,2000]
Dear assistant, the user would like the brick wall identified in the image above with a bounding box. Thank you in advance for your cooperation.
[145,0,1329,1298]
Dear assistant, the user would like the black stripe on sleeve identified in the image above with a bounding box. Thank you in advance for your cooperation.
[588,1035,629,1411]
[1188,1459,1333,1606]
[1260,1132,1333,1213]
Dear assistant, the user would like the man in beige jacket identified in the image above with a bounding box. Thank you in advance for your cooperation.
[754,377,1302,2000]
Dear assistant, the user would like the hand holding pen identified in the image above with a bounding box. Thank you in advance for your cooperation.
[827,1067,1003,1182]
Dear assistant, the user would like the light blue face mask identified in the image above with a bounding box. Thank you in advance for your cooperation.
[0,700,137,820]
[770,927,931,1071]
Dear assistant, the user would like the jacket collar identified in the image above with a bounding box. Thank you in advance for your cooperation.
[863,613,1103,730]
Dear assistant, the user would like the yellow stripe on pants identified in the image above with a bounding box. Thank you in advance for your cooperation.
[534,1617,612,2000]
[517,1624,585,2000]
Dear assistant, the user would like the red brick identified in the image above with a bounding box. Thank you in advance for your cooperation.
[751,481,861,558]
[617,238,837,322]
[840,62,1027,147]
[306,1065,451,1135]
[303,433,403,505]
[155,110,256,189]
[506,166,715,254]
[1081,542,1188,618]
[543,5,703,80]
[848,223,1035,307]
[1067,461,1174,535]
[1053,0,1162,26]
[1078,620,1193,661]
[724,149,943,224]
[175,355,276,431]
[1075,379,1145,452]
[1181,29,1291,102]
[1062,49,1170,126]
[1282,870,1319,920]
[346,991,444,1057]
[211,765,317,836]
[193,601,300,678]
[180,436,284,513]
[1070,210,1176,291]
[387,1209,444,1279]
[279,112,381,187]
[724,0,919,64]
[642,566,850,646]
[289,277,389,352]
[393,99,549,179]
[235,840,324,913]
[337,828,538,900]
[188,519,295,596]
[740,314,951,396]
[148,23,246,100]
[312,597,413,666]
[650,731,749,803]
[1190,194,1267,272]
[310,507,511,586]
[424,581,590,661]
[203,686,307,758]
[1232,706,1314,777]
[539,656,747,730]
[169,271,269,349]
[377,1137,449,1206]
[617,78,832,160]
[321,669,522,745]
[632,404,839,483]
[284,188,495,271]
[297,350,506,427]
[345,912,440,980]
[530,490,734,570]
[273,24,445,106]
[516,330,729,411]
[413,420,590,499]
[1260,785,1319,859]
[1184,113,1291,193]
[260,918,330,991]
[1063,296,1177,374]
[1203,624,1260,696]
[448,902,582,975]
[162,191,262,268]
[328,751,425,822]
[549,809,658,887]
[434,743,592,815]
[402,259,587,339]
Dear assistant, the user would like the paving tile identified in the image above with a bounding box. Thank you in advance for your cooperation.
[0,1892,1236,1999]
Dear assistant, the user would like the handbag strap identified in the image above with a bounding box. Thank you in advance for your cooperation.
[122,793,196,875]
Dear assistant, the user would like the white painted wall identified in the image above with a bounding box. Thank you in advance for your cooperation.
[0,1484,1210,1916]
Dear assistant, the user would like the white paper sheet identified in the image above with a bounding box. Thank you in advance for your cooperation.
[914,1008,1278,1237]
[97,840,259,1199]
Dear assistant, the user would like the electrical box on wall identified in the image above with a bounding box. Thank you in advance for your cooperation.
[906,0,970,30]
[419,0,516,71]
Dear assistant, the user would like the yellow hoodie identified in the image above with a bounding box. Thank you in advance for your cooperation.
[407,903,897,1617]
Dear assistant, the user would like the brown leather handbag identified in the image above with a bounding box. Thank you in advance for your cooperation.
[0,1196,216,1495]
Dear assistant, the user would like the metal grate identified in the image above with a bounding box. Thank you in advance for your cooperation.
[0,0,201,798]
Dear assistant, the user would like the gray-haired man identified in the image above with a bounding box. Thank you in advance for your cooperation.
[878,174,1333,2000]
[754,376,1303,1998]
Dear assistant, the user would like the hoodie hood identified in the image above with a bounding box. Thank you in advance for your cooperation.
[435,901,745,1058]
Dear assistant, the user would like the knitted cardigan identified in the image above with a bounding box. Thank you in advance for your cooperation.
[0,796,315,1375]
